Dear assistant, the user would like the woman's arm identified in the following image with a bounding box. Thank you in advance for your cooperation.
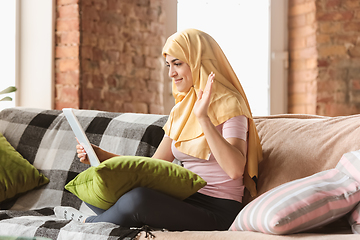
[197,118,247,179]
[151,136,175,162]
[193,72,247,179]
[77,143,118,164]
[77,136,175,165]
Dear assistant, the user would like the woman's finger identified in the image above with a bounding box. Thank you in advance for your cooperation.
[75,138,89,164]
[198,89,203,100]
[204,72,214,93]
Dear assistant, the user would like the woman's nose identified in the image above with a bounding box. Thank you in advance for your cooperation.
[168,67,177,78]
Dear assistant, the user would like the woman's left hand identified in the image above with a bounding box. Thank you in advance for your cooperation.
[194,72,215,120]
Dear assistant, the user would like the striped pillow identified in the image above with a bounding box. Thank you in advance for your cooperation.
[336,151,360,234]
[335,151,360,184]
[349,202,360,234]
[229,169,360,234]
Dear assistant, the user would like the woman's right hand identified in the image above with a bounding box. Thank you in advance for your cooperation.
[194,72,214,121]
[76,143,90,165]
[76,138,119,164]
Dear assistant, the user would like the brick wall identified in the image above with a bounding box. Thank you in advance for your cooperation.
[55,0,166,114]
[55,0,359,116]
[288,0,318,114]
[55,0,81,110]
[289,0,360,116]
[316,0,360,116]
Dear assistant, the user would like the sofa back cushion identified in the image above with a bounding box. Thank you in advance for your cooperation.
[3,108,360,215]
[0,108,168,211]
[247,114,360,203]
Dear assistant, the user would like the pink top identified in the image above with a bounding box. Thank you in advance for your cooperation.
[170,115,248,203]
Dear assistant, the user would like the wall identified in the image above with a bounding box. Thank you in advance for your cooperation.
[17,0,54,109]
[163,0,177,114]
[288,0,360,116]
[55,0,166,114]
[316,0,360,116]
[55,0,80,110]
[288,0,318,114]
[270,0,289,115]
[17,0,360,116]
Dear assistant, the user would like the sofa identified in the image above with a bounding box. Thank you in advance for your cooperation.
[1,107,360,240]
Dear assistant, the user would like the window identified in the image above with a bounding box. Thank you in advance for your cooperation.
[0,1,16,111]
[4,0,55,110]
[176,0,288,116]
[177,0,270,116]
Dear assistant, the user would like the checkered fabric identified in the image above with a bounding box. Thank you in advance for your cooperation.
[0,107,168,239]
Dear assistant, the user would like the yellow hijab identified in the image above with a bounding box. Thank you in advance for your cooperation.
[162,29,263,197]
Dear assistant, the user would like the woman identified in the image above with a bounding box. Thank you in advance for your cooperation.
[55,29,262,231]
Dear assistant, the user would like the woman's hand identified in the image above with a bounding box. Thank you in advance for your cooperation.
[76,138,92,164]
[76,138,99,165]
[76,143,90,164]
[194,72,215,120]
[76,138,120,164]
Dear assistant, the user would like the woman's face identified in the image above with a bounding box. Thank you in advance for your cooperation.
[165,55,193,93]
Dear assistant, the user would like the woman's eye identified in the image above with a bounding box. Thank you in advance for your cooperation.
[165,64,170,67]
[174,63,182,66]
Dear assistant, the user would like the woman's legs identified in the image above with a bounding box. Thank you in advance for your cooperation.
[85,187,241,231]
[85,202,106,215]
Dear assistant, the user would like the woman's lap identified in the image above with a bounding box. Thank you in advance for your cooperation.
[85,187,242,231]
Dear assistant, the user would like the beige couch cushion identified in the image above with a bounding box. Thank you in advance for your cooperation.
[245,114,360,203]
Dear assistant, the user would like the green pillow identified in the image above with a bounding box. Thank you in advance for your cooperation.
[0,133,49,203]
[65,156,207,210]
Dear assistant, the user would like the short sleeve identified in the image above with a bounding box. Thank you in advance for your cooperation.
[222,115,248,142]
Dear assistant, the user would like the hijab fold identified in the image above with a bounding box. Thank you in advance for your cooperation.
[162,29,263,197]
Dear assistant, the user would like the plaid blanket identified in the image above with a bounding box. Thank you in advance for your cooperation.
[0,107,168,239]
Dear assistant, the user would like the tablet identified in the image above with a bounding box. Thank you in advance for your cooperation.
[63,108,101,167]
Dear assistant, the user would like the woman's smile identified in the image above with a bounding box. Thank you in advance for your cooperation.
[174,78,183,84]
[165,55,193,93]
